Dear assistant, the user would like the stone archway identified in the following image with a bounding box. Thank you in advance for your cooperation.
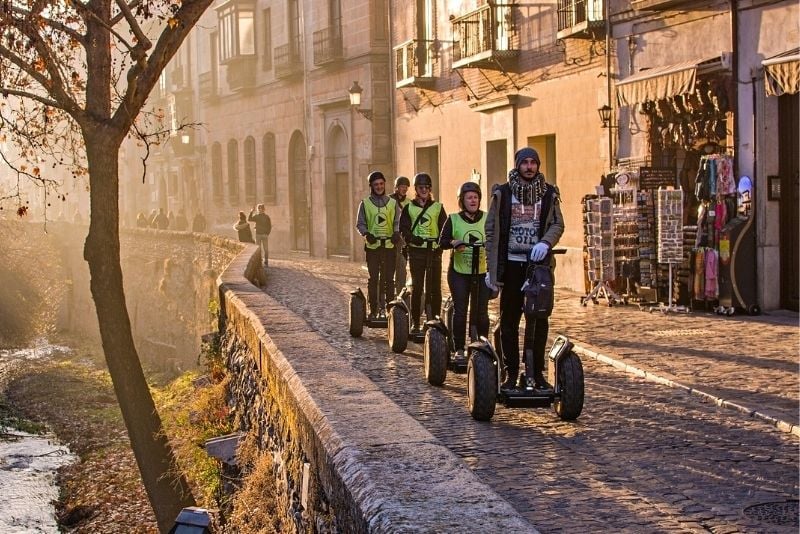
[288,131,309,251]
[325,124,351,256]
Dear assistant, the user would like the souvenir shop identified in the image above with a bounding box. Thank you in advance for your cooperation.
[583,60,758,313]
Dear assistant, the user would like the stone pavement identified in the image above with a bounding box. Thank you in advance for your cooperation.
[262,254,798,533]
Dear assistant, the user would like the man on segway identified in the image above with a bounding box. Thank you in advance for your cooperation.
[439,182,491,365]
[399,172,447,336]
[356,171,401,321]
[389,176,411,291]
[485,147,564,391]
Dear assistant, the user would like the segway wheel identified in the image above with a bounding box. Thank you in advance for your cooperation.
[554,351,584,421]
[468,350,496,421]
[349,294,365,338]
[388,307,408,353]
[423,328,448,386]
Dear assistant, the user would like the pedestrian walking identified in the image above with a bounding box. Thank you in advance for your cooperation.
[192,212,207,233]
[248,204,272,267]
[234,211,254,243]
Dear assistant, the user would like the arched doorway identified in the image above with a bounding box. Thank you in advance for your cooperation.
[288,131,309,251]
[325,124,351,256]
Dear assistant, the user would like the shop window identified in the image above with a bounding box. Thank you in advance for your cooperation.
[262,133,276,203]
[227,139,239,204]
[244,136,257,203]
[211,142,223,203]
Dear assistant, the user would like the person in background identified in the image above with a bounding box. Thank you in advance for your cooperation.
[389,176,411,291]
[248,203,272,267]
[152,207,169,229]
[175,209,189,231]
[355,171,401,320]
[192,212,207,233]
[439,181,490,364]
[485,147,564,391]
[136,212,149,228]
[399,172,447,335]
[234,211,254,243]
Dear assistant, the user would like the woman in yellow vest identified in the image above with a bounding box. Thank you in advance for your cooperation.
[399,172,447,334]
[439,182,490,362]
[356,171,401,319]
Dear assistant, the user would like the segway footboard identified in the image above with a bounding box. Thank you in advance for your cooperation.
[500,388,553,408]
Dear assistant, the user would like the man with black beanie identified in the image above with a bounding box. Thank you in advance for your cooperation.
[485,147,564,390]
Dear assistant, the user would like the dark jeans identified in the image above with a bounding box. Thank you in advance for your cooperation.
[394,246,407,290]
[499,261,549,377]
[408,249,442,327]
[366,246,395,314]
[447,269,490,352]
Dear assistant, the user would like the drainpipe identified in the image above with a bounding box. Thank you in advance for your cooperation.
[730,0,739,179]
[605,0,613,168]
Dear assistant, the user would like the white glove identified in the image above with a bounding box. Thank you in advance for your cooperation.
[485,273,498,292]
[530,242,550,262]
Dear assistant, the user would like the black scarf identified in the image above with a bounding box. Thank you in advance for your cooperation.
[508,169,546,206]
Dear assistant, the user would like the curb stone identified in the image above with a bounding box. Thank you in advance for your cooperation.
[570,343,800,438]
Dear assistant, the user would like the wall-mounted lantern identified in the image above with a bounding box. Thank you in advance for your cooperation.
[348,81,373,121]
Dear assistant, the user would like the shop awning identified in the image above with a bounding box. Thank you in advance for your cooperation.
[763,48,800,97]
[616,55,727,107]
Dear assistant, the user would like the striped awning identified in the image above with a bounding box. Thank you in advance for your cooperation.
[616,55,726,107]
[763,48,800,97]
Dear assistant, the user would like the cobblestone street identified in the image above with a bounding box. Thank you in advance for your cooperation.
[263,256,798,533]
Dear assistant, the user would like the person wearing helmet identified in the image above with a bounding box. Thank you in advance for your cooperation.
[356,171,401,319]
[485,147,564,391]
[439,181,490,363]
[390,176,411,290]
[399,172,447,335]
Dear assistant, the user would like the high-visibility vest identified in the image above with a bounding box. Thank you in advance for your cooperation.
[450,212,487,274]
[406,201,443,249]
[363,196,397,249]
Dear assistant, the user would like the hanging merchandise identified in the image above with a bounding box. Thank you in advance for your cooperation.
[648,187,689,313]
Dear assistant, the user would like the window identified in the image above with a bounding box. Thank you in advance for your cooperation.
[211,142,223,203]
[262,8,272,70]
[227,139,239,203]
[218,0,256,63]
[262,133,276,203]
[244,136,257,203]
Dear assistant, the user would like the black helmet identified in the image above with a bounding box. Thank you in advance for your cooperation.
[413,173,432,187]
[367,171,385,185]
[394,176,410,188]
[457,181,482,209]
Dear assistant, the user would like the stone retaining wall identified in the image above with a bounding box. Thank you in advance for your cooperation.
[219,245,537,533]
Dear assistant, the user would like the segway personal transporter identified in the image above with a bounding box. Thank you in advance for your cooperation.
[349,237,391,337]
[423,239,484,386]
[386,236,438,352]
[466,249,585,421]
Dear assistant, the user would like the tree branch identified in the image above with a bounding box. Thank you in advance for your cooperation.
[114,0,151,50]
[110,0,142,26]
[6,3,87,45]
[0,87,61,108]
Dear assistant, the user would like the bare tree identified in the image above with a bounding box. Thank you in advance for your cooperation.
[0,1,213,531]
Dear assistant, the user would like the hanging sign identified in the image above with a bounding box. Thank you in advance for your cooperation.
[639,167,677,190]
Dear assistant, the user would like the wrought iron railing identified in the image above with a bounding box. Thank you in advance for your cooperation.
[313,25,343,65]
[394,39,434,85]
[451,2,517,65]
[557,0,603,31]
[275,35,303,78]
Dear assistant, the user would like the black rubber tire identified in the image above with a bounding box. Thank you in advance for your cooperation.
[424,328,448,386]
[748,304,761,316]
[554,351,584,420]
[388,307,408,353]
[468,350,496,421]
[349,295,364,338]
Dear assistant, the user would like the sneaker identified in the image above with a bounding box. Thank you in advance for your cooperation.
[501,373,518,391]
[534,373,552,390]
[367,311,377,321]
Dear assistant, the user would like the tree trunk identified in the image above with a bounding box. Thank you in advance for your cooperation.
[83,129,195,532]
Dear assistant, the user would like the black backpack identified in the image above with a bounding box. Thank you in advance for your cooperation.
[523,263,555,318]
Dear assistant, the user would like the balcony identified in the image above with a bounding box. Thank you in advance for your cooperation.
[275,36,303,79]
[631,0,696,11]
[557,0,605,40]
[225,55,257,91]
[394,39,436,88]
[313,25,343,66]
[198,71,218,103]
[451,3,518,71]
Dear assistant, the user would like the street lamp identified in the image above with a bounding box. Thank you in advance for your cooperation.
[348,81,373,121]
[597,104,613,128]
[181,133,191,145]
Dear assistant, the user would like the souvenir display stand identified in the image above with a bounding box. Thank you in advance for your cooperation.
[611,187,639,302]
[581,197,623,306]
[649,187,689,313]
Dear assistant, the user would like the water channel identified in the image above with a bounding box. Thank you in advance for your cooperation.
[0,343,76,533]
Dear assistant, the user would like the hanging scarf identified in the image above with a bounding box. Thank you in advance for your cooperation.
[508,169,546,206]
